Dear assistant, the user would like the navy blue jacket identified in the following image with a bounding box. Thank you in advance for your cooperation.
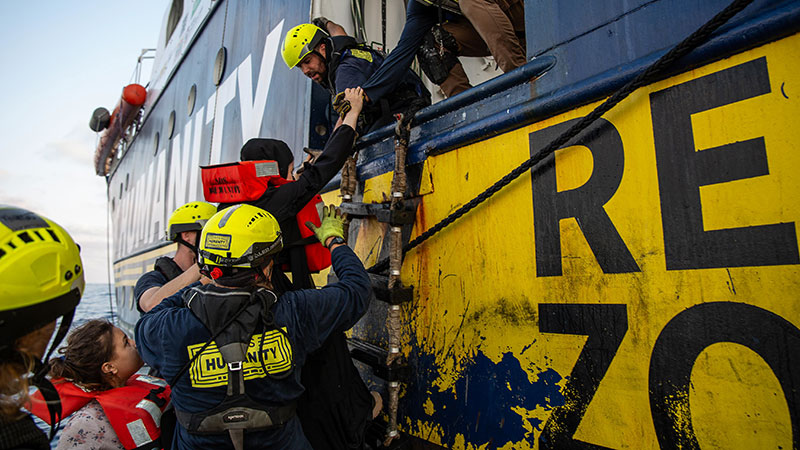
[328,37,429,132]
[135,245,372,450]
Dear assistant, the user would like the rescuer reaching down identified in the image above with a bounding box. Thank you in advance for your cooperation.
[135,203,372,450]
[282,23,430,133]
[134,201,217,313]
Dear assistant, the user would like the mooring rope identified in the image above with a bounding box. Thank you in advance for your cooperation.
[367,0,754,275]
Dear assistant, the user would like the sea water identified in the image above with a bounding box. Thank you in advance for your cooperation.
[72,283,117,327]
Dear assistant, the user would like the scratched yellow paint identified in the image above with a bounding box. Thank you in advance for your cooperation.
[690,343,792,449]
[363,171,394,203]
[351,34,799,449]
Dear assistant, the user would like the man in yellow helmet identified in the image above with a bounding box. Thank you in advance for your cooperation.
[135,204,371,449]
[134,201,217,313]
[282,22,430,133]
[0,205,84,448]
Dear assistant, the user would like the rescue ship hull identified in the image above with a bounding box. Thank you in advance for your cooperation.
[106,0,800,448]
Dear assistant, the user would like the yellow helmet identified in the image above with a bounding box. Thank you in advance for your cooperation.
[198,204,283,272]
[281,23,329,69]
[0,205,84,352]
[166,201,217,241]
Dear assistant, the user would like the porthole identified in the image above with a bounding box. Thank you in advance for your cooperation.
[213,47,227,86]
[153,132,160,155]
[167,111,176,139]
[187,84,197,115]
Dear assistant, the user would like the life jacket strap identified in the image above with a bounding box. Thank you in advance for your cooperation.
[226,361,245,396]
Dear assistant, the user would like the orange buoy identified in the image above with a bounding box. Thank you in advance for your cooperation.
[122,84,147,107]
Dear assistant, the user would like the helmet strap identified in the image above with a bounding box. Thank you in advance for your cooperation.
[312,49,327,64]
[203,266,260,288]
[200,256,274,288]
[31,308,74,441]
[31,361,63,441]
[37,309,74,374]
[308,45,332,90]
[175,232,199,256]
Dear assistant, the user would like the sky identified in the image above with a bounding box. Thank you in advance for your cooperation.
[0,2,167,283]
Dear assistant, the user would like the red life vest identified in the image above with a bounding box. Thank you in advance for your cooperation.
[27,374,171,450]
[201,160,332,272]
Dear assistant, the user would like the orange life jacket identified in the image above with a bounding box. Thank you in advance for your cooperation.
[201,160,331,272]
[27,374,171,450]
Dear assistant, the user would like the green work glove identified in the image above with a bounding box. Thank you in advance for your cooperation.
[306,205,346,247]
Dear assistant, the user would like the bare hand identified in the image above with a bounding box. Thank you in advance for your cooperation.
[344,87,364,115]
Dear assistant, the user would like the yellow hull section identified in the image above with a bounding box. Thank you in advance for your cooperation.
[328,34,800,449]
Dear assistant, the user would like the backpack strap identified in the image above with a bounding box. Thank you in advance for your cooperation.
[154,256,183,281]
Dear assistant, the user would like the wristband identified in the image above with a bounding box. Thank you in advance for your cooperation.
[326,236,346,249]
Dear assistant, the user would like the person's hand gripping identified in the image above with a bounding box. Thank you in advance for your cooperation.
[305,205,347,248]
[332,87,365,118]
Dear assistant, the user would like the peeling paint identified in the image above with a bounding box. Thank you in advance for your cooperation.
[403,348,565,448]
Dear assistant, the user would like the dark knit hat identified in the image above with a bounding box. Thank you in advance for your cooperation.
[240,138,294,179]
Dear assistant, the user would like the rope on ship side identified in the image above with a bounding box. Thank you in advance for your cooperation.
[367,0,755,275]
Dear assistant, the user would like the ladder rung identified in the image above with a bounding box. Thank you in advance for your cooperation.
[348,338,409,382]
[339,202,416,225]
[369,274,413,305]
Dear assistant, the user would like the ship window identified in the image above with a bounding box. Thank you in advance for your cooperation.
[213,47,227,86]
[167,111,176,139]
[125,173,129,191]
[119,183,123,198]
[187,85,196,116]
[165,0,183,44]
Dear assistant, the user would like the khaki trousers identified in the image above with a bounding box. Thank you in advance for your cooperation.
[440,0,527,97]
